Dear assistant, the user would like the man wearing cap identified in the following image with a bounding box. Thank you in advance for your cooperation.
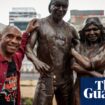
[26,0,79,105]
[71,17,105,105]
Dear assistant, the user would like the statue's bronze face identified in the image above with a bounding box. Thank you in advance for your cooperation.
[50,0,68,21]
[84,24,101,43]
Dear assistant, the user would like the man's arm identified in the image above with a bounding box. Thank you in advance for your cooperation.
[71,62,104,77]
[15,19,39,66]
[72,45,105,70]
[70,25,92,69]
[71,48,91,69]
[26,22,50,76]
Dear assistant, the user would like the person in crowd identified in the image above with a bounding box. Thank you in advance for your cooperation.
[0,19,38,105]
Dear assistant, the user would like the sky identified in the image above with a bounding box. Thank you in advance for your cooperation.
[0,0,105,25]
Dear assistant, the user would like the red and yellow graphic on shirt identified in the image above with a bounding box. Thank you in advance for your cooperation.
[1,74,17,102]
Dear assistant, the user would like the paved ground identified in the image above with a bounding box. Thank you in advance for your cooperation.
[20,80,36,98]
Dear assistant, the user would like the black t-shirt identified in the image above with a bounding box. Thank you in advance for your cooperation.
[0,59,17,105]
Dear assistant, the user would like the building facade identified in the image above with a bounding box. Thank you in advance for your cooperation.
[9,7,38,30]
[70,10,105,30]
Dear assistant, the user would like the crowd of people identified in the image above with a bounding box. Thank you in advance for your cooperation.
[0,0,105,105]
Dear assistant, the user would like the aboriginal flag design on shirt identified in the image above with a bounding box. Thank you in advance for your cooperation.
[0,60,17,105]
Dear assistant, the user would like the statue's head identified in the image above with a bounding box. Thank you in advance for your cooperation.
[79,17,105,45]
[48,0,69,13]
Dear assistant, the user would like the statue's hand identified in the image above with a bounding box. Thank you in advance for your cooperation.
[33,59,50,77]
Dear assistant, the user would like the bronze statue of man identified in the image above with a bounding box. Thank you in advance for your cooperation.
[26,0,79,105]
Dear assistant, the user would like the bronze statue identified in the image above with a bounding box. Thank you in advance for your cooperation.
[26,0,79,105]
[71,17,105,105]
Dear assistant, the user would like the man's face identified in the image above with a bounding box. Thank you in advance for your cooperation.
[1,27,22,55]
[84,24,101,43]
[50,1,68,21]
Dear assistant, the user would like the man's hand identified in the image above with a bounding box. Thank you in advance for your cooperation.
[71,48,89,61]
[26,18,39,33]
[33,58,50,77]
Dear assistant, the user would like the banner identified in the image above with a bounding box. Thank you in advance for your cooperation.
[80,77,105,105]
